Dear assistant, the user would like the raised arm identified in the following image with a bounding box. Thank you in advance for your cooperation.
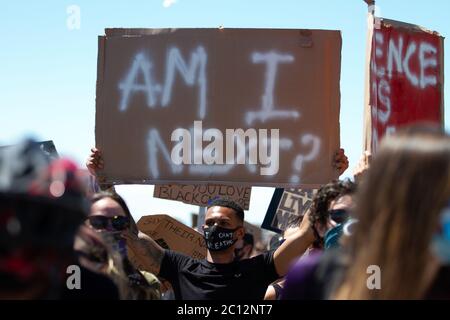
[86,147,104,176]
[273,211,315,277]
[273,149,349,276]
[122,230,165,276]
[86,147,115,191]
[353,151,371,183]
[86,147,165,274]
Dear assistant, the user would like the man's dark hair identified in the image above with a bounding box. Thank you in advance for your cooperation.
[207,197,245,222]
[310,179,356,230]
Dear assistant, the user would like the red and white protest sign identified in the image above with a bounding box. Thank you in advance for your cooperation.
[365,18,444,152]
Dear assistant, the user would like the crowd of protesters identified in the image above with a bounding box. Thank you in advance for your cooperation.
[0,124,449,300]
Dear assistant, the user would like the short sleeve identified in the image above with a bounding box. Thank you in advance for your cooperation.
[158,250,193,282]
[251,250,279,284]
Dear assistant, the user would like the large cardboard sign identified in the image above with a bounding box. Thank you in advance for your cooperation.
[95,28,342,188]
[262,188,316,233]
[153,184,251,210]
[364,17,444,152]
[128,214,207,271]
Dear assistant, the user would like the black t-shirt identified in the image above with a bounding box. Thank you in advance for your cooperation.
[159,250,279,300]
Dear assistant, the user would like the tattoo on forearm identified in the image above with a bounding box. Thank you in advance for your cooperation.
[144,242,163,265]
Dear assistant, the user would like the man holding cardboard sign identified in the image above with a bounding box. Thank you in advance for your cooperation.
[89,26,349,299]
[87,151,348,300]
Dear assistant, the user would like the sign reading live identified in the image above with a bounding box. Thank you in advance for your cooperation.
[96,28,341,188]
[262,188,316,233]
[367,18,444,152]
[154,184,251,210]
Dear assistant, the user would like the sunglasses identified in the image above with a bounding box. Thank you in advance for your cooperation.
[87,215,130,231]
[329,209,350,224]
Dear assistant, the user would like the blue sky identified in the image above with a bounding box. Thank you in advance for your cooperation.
[1,0,449,227]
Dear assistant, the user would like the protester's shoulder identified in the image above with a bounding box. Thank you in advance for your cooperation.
[286,253,322,285]
[163,250,198,267]
[245,250,276,266]
[295,251,321,269]
[164,249,195,260]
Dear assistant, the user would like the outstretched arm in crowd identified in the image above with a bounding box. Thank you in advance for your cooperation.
[353,150,371,183]
[273,211,315,277]
[86,147,349,277]
[86,147,166,275]
[122,229,165,276]
[86,148,114,191]
[273,148,349,277]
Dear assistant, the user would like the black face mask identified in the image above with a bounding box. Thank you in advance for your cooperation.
[203,225,239,252]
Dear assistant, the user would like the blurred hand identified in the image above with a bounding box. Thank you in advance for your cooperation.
[333,148,349,176]
[353,151,371,182]
[86,147,104,177]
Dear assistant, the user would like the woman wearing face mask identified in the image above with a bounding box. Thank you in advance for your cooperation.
[310,180,356,252]
[85,191,161,300]
[280,181,356,300]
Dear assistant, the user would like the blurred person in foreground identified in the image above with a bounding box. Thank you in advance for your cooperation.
[284,125,450,300]
[81,191,161,300]
[0,140,118,299]
[333,126,450,299]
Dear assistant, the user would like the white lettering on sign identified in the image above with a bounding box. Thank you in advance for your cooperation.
[147,129,183,179]
[376,34,438,89]
[419,43,438,89]
[377,78,391,124]
[170,121,280,176]
[387,37,403,79]
[119,53,161,111]
[290,134,321,184]
[119,46,208,119]
[371,31,438,151]
[404,42,419,87]
[116,45,328,183]
[246,51,300,125]
[161,47,207,118]
[187,137,294,176]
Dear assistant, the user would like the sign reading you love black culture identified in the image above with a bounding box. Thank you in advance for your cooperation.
[154,184,251,210]
[96,28,342,188]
